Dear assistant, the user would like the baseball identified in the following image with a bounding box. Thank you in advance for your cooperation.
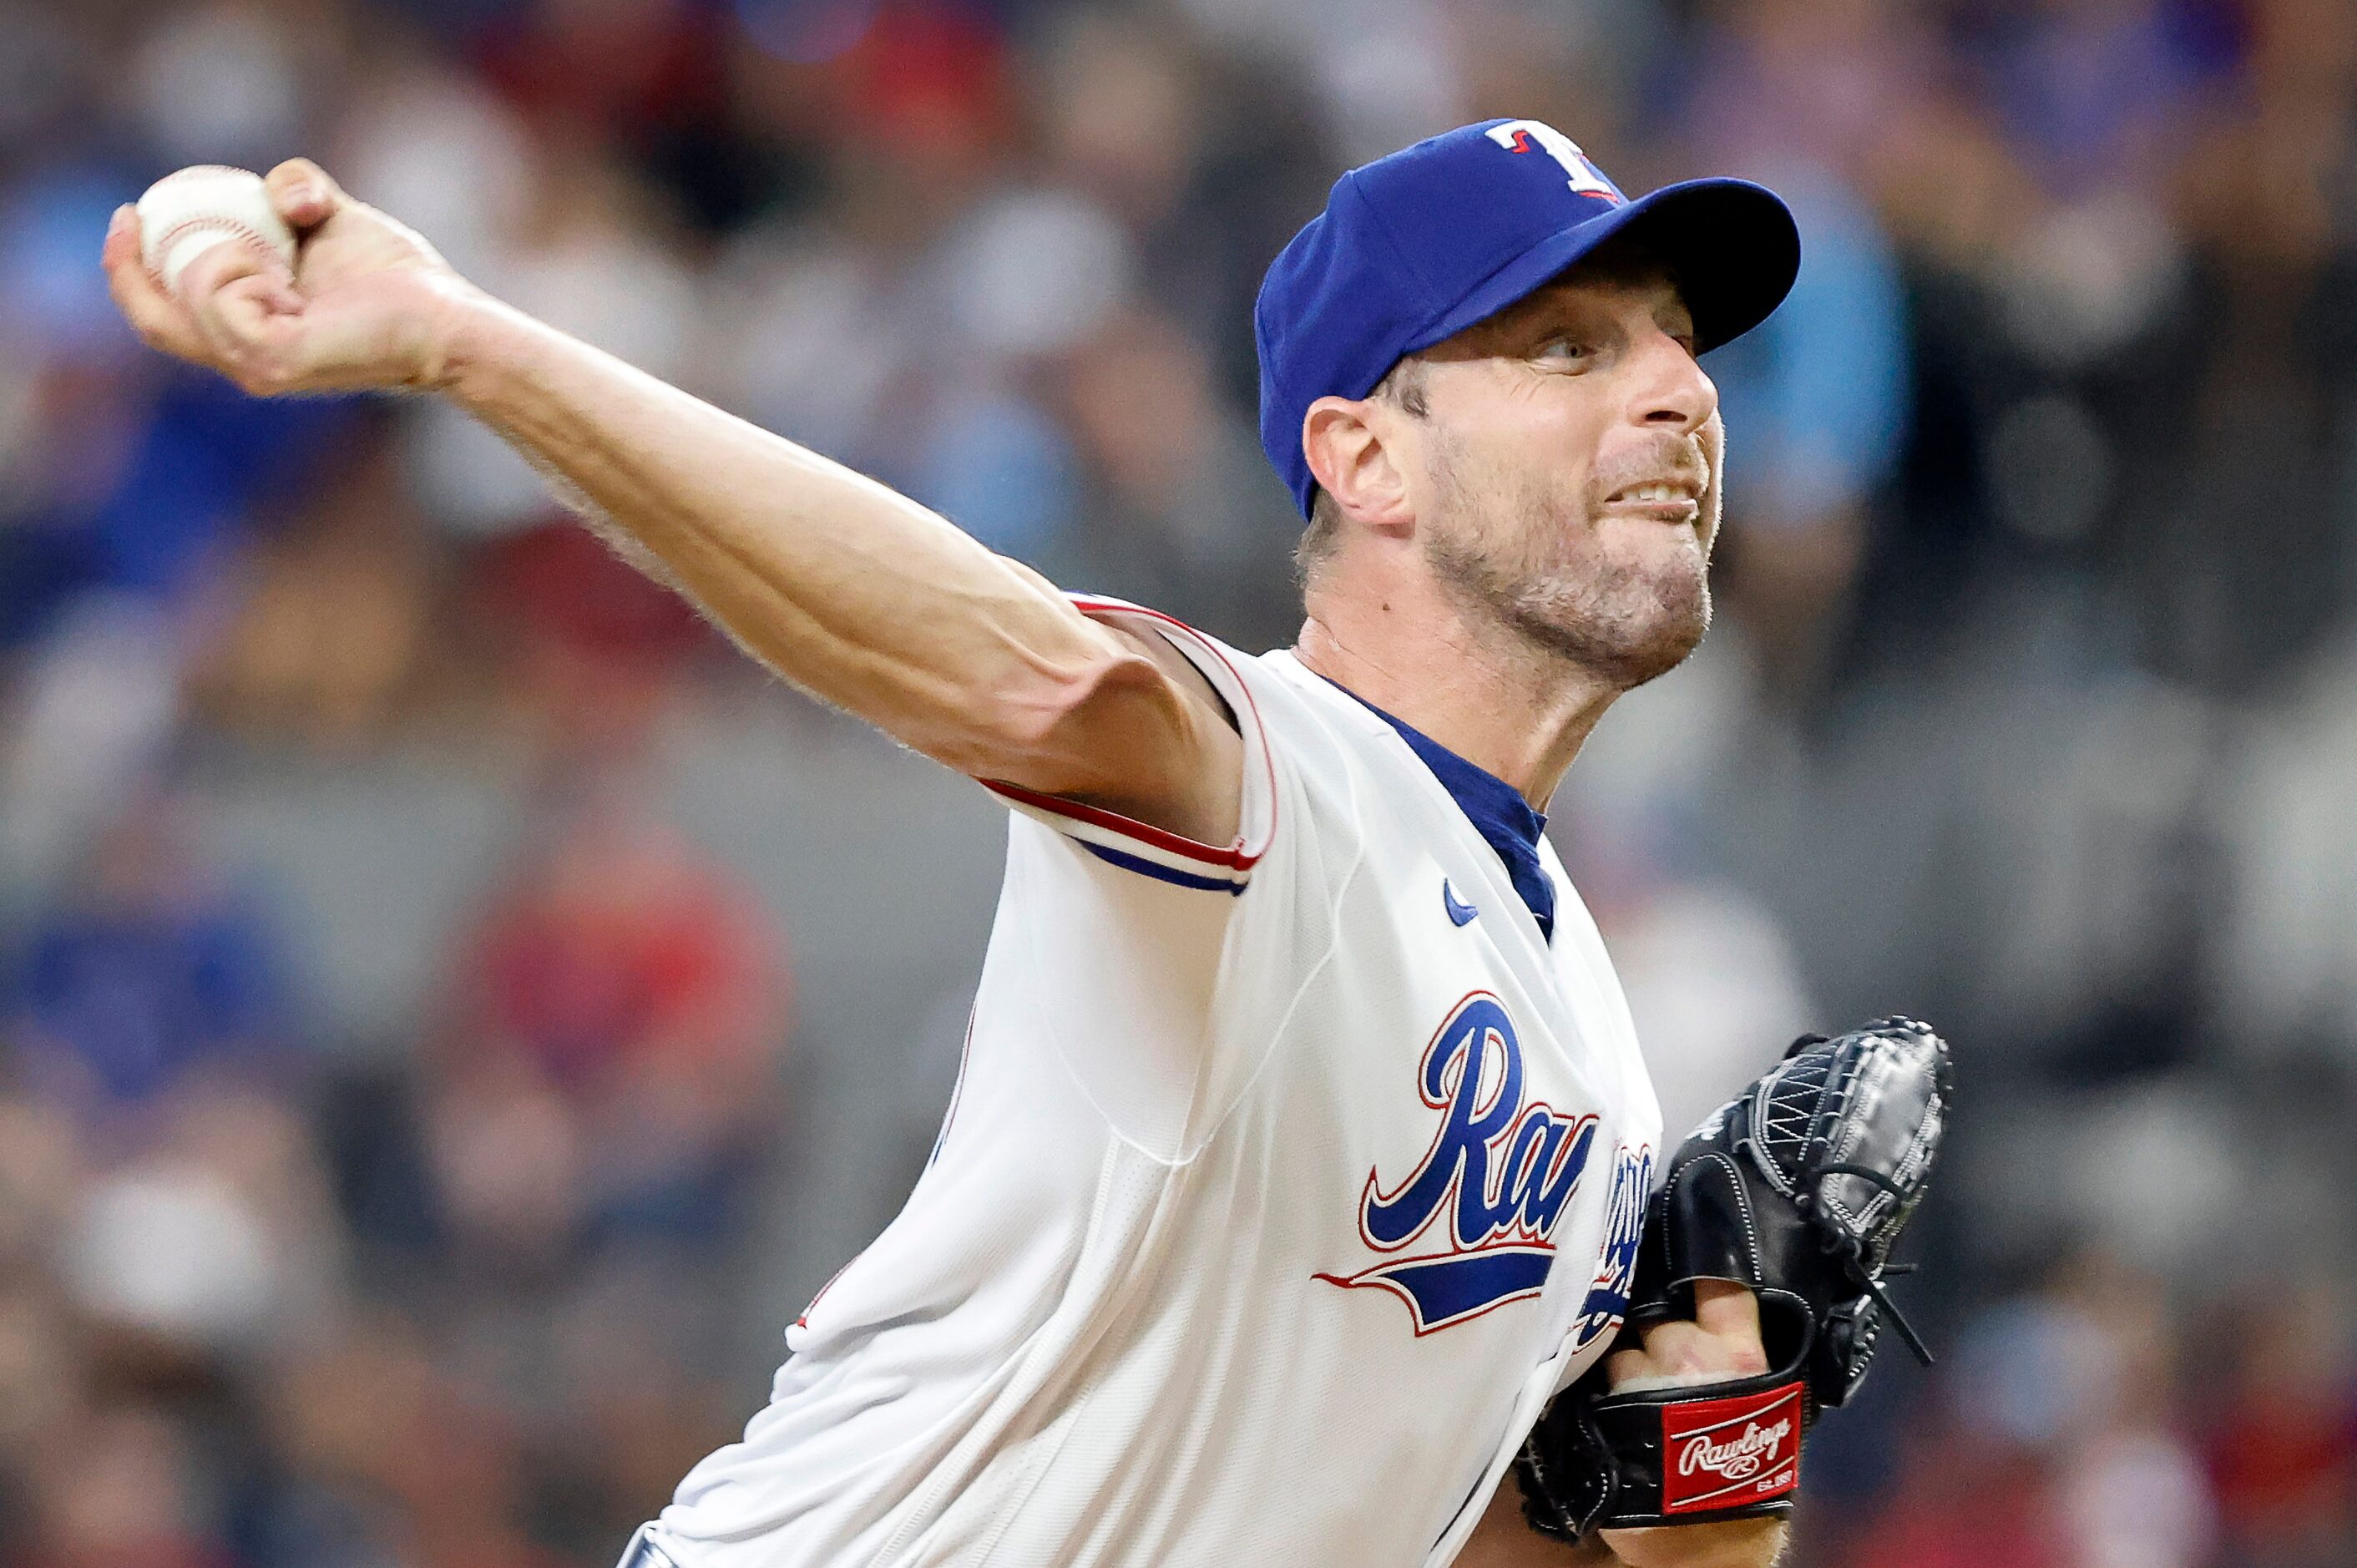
[135,165,299,297]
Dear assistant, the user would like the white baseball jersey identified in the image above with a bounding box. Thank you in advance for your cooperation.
[648,600,1662,1566]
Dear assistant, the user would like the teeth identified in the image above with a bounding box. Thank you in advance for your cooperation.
[1620,483,1689,503]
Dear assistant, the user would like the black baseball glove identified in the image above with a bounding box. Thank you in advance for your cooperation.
[1517,1017,1954,1542]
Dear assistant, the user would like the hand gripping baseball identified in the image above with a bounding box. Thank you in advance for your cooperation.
[1518,1019,1954,1545]
[103,159,480,397]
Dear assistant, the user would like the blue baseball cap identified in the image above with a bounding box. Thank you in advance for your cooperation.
[1255,119,1801,518]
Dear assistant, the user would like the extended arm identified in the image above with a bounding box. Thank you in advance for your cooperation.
[100,160,1240,843]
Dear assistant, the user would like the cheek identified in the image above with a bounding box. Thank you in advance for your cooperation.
[1424,397,1605,559]
[1467,392,1601,497]
[1534,392,1612,488]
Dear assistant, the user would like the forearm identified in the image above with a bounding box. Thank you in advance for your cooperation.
[1596,1520,1785,1568]
[1456,1479,1780,1568]
[436,294,1125,774]
[1457,1512,1781,1568]
[104,163,1237,831]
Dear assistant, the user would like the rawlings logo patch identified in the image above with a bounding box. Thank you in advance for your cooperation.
[1315,993,1597,1333]
[1661,1384,1803,1514]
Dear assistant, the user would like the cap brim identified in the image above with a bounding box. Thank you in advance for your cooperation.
[1400,177,1800,361]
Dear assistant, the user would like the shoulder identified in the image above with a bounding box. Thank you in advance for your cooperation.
[1009,599,1427,891]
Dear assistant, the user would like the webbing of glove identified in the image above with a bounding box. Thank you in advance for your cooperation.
[1626,1017,1951,1410]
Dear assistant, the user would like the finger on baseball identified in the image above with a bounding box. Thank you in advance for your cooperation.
[102,206,207,359]
[266,158,346,231]
[191,291,318,396]
[183,230,301,301]
[175,240,312,389]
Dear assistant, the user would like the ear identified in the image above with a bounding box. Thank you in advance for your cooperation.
[1302,395,1414,535]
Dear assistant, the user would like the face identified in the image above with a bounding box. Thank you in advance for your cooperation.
[1390,269,1720,690]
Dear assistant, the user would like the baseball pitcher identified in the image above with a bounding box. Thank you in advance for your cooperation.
[104,118,1949,1568]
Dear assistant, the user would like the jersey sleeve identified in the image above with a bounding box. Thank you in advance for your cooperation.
[964,599,1296,1161]
[974,596,1278,893]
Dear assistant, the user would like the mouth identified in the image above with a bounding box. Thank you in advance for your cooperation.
[1600,478,1704,523]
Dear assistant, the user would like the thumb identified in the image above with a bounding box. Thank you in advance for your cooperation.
[265,158,347,234]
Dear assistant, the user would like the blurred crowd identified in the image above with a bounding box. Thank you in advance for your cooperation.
[2,0,2354,1564]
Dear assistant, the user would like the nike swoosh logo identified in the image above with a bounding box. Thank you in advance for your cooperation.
[1442,879,1479,926]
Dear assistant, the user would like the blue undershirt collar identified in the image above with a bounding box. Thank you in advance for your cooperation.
[1322,678,1556,942]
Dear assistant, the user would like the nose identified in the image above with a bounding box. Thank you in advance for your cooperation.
[1630,326,1716,436]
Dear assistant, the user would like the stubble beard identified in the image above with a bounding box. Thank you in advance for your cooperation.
[1422,436,1712,692]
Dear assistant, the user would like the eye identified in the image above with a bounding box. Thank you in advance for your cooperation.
[1533,335,1593,367]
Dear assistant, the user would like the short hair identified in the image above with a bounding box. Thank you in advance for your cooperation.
[1294,357,1429,588]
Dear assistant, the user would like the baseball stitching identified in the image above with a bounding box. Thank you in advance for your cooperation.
[148,217,290,289]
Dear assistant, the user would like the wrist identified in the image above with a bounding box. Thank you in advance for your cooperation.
[418,276,521,401]
[1598,1518,1785,1568]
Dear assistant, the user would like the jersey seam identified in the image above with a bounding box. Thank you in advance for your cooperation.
[962,1143,1179,1565]
[1009,605,1281,1168]
[1175,705,1373,1161]
[1001,830,1207,1171]
[866,1149,1146,1565]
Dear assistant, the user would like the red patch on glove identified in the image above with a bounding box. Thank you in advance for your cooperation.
[1659,1383,1803,1515]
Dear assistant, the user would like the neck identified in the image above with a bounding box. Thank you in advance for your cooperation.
[1293,567,1622,811]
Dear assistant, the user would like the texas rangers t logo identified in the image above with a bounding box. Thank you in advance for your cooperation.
[1484,119,1623,203]
[1316,993,1597,1333]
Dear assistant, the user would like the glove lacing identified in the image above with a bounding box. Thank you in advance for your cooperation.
[1796,1159,1935,1367]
